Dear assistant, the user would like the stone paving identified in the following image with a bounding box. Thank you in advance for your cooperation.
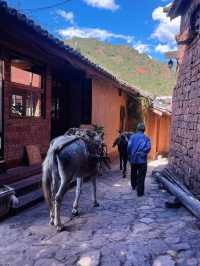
[0,159,200,266]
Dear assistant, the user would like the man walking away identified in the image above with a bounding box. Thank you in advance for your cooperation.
[128,122,151,197]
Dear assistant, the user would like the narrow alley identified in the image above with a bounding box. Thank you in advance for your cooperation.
[0,160,200,266]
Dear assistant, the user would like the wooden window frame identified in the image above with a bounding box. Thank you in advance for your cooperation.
[9,73,46,119]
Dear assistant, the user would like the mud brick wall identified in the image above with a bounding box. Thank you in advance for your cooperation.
[169,0,200,194]
[92,78,127,156]
[3,60,52,168]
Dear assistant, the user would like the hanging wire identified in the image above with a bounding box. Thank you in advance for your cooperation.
[19,0,73,12]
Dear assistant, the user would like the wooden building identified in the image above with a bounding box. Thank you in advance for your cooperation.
[145,97,172,160]
[0,1,173,188]
[167,0,200,194]
[127,96,172,160]
[0,1,143,182]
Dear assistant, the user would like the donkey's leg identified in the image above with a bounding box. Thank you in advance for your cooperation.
[54,180,68,232]
[72,177,82,216]
[54,162,69,232]
[49,177,59,226]
[54,200,62,231]
[119,154,123,170]
[91,176,99,207]
[49,210,54,225]
[123,158,128,178]
[49,202,54,226]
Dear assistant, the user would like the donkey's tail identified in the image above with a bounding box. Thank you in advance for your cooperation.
[42,149,58,208]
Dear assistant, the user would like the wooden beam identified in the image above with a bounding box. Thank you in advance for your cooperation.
[153,170,200,220]
[151,108,163,116]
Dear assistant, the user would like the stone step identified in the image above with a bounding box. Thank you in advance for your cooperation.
[7,172,92,216]
[0,164,42,186]
[14,188,44,211]
[9,173,43,211]
[11,174,42,197]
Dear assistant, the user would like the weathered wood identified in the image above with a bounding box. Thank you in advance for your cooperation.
[153,171,200,219]
[26,145,42,166]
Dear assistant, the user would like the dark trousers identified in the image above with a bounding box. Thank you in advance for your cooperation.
[131,163,147,196]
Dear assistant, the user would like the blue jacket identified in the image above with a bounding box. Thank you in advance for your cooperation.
[128,132,151,164]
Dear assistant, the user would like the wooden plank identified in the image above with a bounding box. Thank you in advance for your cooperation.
[154,171,200,220]
[26,145,42,166]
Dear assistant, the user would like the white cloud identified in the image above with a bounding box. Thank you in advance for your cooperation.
[83,0,119,11]
[134,42,150,54]
[57,10,74,24]
[58,26,134,43]
[151,5,180,54]
[155,44,175,53]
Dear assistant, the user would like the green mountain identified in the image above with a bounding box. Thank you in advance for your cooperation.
[65,38,176,96]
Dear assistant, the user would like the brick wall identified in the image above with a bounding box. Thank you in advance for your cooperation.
[3,60,51,167]
[169,0,200,193]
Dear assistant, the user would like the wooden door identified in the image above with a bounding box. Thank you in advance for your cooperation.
[51,79,63,139]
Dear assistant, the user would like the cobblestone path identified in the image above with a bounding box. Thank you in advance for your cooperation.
[1,159,200,266]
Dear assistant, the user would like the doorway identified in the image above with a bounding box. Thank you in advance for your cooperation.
[51,78,69,139]
[51,76,92,139]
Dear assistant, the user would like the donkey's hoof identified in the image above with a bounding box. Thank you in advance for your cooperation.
[72,208,79,216]
[93,202,100,208]
[49,220,54,226]
[56,225,64,232]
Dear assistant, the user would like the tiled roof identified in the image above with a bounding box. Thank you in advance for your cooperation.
[152,96,172,114]
[167,0,191,19]
[0,0,151,99]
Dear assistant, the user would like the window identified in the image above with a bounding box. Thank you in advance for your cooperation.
[9,54,45,118]
[11,65,42,88]
[11,94,23,116]
[26,93,41,117]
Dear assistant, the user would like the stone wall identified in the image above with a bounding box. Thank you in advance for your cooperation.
[169,0,200,193]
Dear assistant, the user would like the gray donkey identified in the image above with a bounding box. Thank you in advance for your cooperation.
[42,129,106,232]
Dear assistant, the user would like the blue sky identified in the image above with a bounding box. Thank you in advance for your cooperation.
[6,0,180,61]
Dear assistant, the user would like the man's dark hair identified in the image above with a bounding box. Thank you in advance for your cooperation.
[137,122,145,132]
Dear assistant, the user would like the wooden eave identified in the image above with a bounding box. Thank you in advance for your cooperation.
[168,0,191,19]
[151,107,171,117]
[0,1,148,99]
